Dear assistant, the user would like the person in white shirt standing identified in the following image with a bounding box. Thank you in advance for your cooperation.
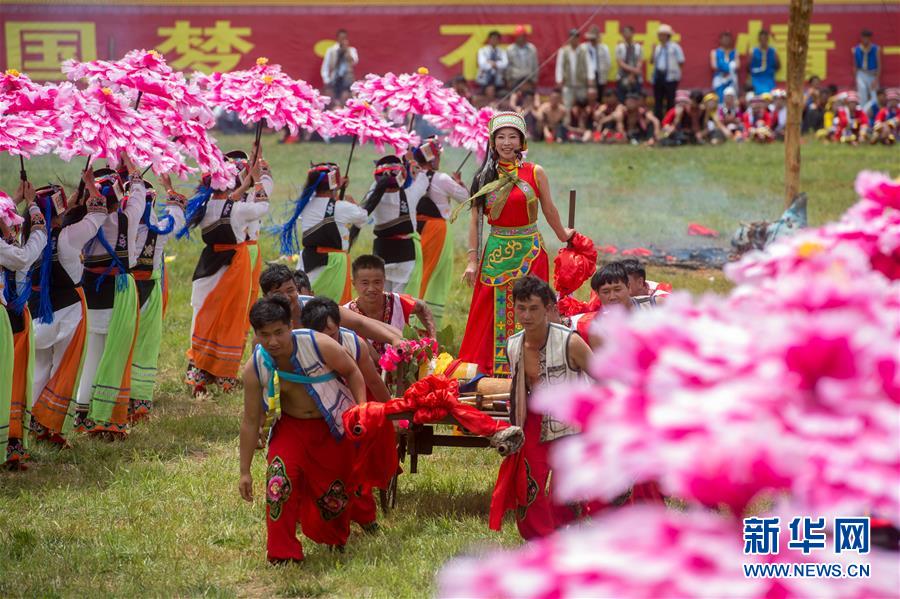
[320,29,359,101]
[581,25,611,99]
[476,31,509,93]
[556,28,590,110]
[276,162,367,305]
[410,137,468,325]
[652,23,685,119]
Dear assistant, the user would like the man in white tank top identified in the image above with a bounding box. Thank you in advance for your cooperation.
[300,296,396,533]
[493,276,593,540]
[239,295,367,563]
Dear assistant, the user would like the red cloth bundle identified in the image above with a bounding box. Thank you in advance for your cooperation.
[342,375,509,440]
[553,232,598,297]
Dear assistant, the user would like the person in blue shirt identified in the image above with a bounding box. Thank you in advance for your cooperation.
[710,31,739,101]
[853,29,881,108]
[748,29,779,95]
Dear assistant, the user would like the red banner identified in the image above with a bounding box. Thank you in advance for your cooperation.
[2,2,898,91]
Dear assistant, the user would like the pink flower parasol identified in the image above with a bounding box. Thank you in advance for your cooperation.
[63,49,213,123]
[352,68,470,124]
[0,191,24,228]
[326,99,419,154]
[0,69,59,113]
[54,83,192,177]
[430,104,494,158]
[138,93,236,190]
[201,57,329,135]
[0,100,59,158]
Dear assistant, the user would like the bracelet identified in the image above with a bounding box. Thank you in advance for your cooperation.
[466,248,477,254]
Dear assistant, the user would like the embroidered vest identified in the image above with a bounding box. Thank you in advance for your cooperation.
[507,323,582,443]
[373,188,415,264]
[29,227,81,314]
[252,329,356,440]
[192,200,236,281]
[83,211,129,310]
[301,196,342,272]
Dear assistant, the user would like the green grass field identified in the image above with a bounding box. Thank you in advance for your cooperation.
[0,139,896,597]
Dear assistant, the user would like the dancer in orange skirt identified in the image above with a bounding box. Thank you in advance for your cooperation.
[184,155,269,397]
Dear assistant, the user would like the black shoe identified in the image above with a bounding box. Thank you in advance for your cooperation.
[361,522,380,534]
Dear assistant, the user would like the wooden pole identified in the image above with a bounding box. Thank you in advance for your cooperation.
[784,0,813,208]
[338,135,358,201]
[567,189,576,229]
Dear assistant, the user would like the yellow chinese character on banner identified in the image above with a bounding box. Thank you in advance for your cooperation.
[631,20,682,81]
[770,23,835,80]
[156,20,254,73]
[5,21,96,80]
[439,24,529,80]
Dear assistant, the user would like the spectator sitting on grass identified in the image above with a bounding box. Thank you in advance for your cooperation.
[699,92,731,145]
[566,93,599,143]
[772,89,788,140]
[595,88,625,143]
[744,93,775,143]
[660,89,703,146]
[619,92,660,145]
[538,90,569,143]
[866,87,886,124]
[718,87,746,141]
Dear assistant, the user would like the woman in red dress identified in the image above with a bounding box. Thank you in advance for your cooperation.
[457,112,574,376]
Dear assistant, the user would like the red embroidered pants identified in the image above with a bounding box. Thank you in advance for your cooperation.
[266,415,354,561]
[515,410,588,540]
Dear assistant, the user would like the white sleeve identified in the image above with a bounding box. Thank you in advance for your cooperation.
[409,171,430,201]
[496,48,509,70]
[123,179,146,223]
[233,199,270,223]
[260,173,274,198]
[161,204,186,242]
[338,202,368,227]
[59,210,107,254]
[0,227,46,271]
[434,172,469,203]
[320,47,333,83]
[676,43,685,64]
[350,47,359,66]
[555,50,565,84]
[477,47,490,70]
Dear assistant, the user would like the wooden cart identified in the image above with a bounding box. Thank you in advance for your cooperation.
[375,380,511,512]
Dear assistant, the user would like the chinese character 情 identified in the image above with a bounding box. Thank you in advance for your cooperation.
[743,517,780,555]
[834,517,870,555]
[156,20,254,73]
[4,21,97,80]
[788,516,827,554]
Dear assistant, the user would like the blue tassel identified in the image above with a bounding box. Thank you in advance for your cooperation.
[142,200,175,236]
[403,162,413,189]
[92,226,129,293]
[4,269,31,314]
[274,172,326,256]
[176,185,213,240]
[35,202,55,324]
